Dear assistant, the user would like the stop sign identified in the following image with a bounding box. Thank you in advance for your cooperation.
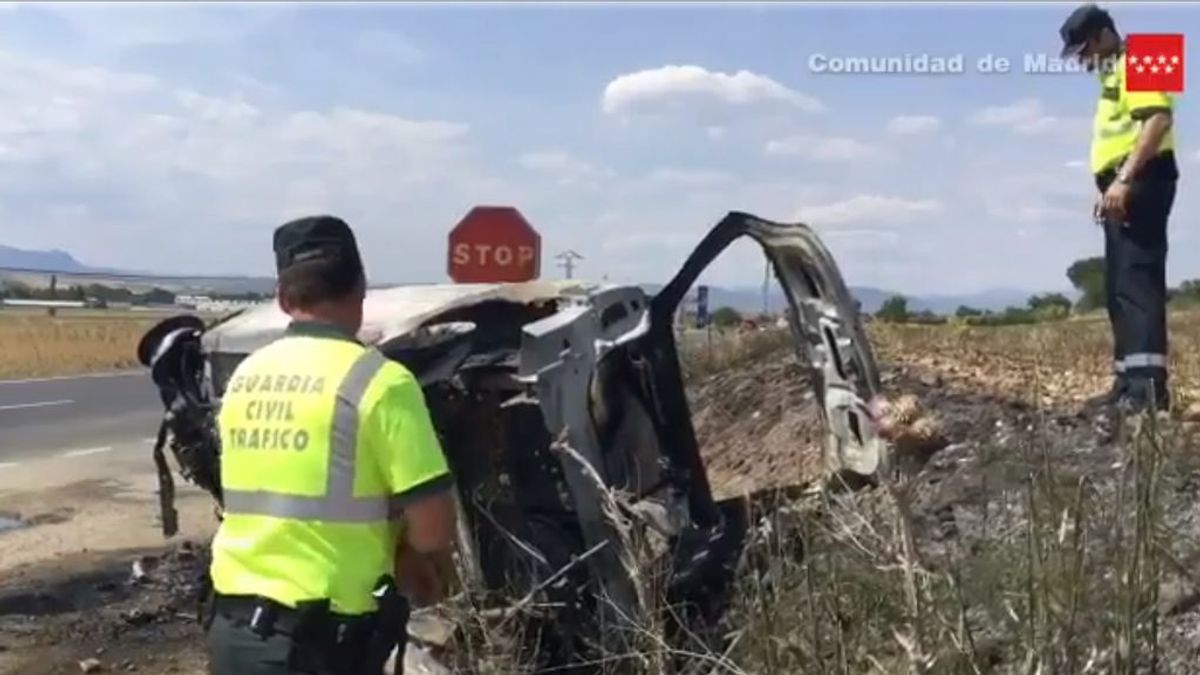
[447,205,541,283]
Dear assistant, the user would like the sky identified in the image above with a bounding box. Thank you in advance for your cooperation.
[0,0,1196,295]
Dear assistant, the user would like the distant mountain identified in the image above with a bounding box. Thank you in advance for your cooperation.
[0,245,93,272]
[669,284,1072,316]
[904,288,1078,314]
[1,245,1069,313]
[0,245,277,295]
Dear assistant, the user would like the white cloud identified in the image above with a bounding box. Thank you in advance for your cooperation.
[644,167,734,186]
[968,98,1044,127]
[960,164,1092,225]
[967,98,1087,138]
[601,64,823,121]
[517,149,592,173]
[818,228,901,243]
[793,195,943,227]
[516,149,610,188]
[886,114,941,135]
[176,90,261,125]
[34,2,286,48]
[765,134,885,162]
[600,231,699,254]
[1064,159,1087,170]
[352,30,426,66]
[0,48,482,272]
[705,126,727,141]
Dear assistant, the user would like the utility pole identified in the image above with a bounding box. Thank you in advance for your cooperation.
[556,250,583,279]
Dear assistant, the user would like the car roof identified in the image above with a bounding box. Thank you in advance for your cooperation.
[201,279,601,355]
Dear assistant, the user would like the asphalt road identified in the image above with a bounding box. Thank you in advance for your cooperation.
[0,371,163,465]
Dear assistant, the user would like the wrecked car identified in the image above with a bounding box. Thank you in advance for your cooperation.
[137,210,889,673]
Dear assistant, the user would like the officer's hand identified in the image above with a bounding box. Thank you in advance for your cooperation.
[395,545,454,607]
[1101,181,1130,224]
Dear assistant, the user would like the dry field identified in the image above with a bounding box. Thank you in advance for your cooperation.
[0,310,225,379]
[0,312,161,378]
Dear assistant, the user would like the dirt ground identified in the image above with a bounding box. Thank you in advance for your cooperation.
[4,324,1200,673]
[0,454,217,675]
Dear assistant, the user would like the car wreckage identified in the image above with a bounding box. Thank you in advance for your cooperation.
[137,211,890,673]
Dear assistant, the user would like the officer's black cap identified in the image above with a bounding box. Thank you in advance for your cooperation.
[1060,3,1116,57]
[272,215,363,275]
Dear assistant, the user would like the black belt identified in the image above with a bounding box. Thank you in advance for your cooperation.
[212,592,376,640]
[209,576,409,675]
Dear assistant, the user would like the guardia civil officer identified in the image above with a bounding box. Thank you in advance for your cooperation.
[1061,3,1179,412]
[204,215,458,674]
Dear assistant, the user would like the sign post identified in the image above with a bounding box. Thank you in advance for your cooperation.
[696,285,709,328]
[447,206,542,283]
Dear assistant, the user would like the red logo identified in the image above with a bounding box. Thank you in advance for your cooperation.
[1125,33,1184,92]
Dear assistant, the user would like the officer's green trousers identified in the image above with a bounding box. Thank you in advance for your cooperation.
[207,612,337,675]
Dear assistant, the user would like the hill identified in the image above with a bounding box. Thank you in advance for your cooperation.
[688,284,1064,316]
[1,245,1066,313]
[0,245,93,273]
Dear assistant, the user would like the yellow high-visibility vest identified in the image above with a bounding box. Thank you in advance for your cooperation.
[1091,50,1176,175]
[209,321,452,615]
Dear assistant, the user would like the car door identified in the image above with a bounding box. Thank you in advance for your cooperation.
[648,210,889,489]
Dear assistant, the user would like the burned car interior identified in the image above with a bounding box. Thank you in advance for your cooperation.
[137,211,889,673]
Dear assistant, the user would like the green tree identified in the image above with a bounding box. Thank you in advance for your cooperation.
[910,309,946,325]
[955,305,983,318]
[1028,292,1072,313]
[876,295,910,323]
[1066,257,1106,312]
[710,306,742,328]
[5,280,33,299]
[137,287,176,305]
[1169,279,1200,306]
[1002,306,1035,323]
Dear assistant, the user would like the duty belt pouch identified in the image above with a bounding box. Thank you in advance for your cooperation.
[285,599,334,671]
[361,576,409,675]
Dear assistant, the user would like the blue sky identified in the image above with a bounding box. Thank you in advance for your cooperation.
[0,1,1196,295]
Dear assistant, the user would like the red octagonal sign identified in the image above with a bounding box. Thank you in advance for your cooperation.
[447,205,541,283]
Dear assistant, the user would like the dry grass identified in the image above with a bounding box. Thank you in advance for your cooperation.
[712,310,1200,674]
[679,327,795,382]
[427,309,1200,674]
[0,313,160,378]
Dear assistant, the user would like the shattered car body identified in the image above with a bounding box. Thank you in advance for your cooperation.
[138,211,889,672]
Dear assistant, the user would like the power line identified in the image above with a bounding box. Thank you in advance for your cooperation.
[555,250,584,279]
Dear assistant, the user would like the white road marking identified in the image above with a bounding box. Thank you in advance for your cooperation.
[0,399,74,412]
[61,446,113,458]
[0,370,144,385]
[143,437,159,444]
[0,462,19,469]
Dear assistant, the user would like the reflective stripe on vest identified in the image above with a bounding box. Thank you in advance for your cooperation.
[222,348,394,523]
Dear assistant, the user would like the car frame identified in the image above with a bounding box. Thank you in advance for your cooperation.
[138,210,889,672]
